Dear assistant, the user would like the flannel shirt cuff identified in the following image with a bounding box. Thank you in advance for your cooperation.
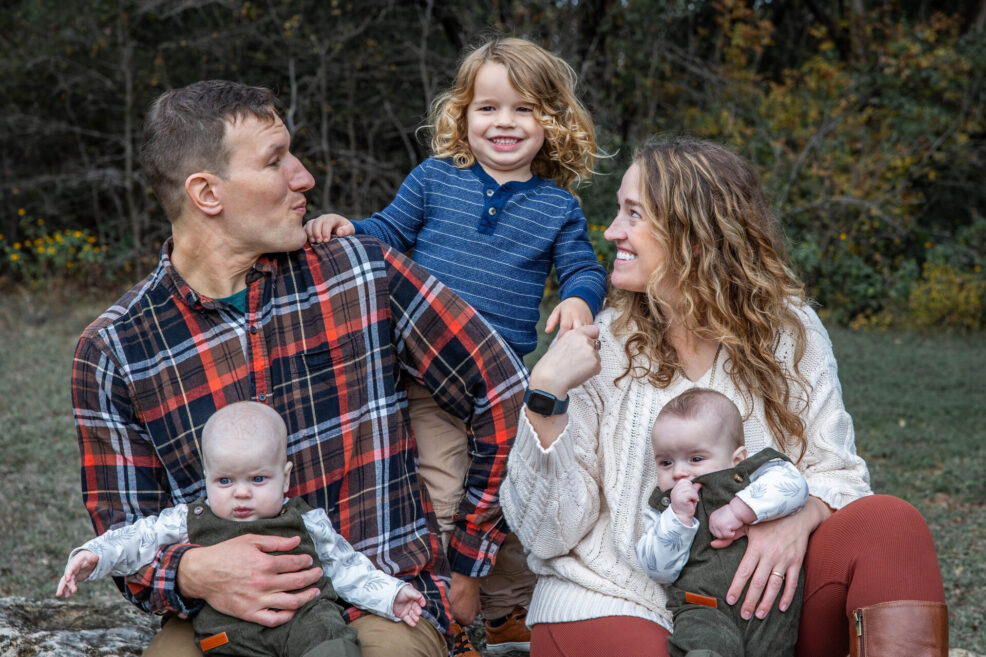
[447,524,505,578]
[126,543,203,616]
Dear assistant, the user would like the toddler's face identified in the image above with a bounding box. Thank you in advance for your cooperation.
[651,412,745,491]
[204,435,292,522]
[466,62,545,185]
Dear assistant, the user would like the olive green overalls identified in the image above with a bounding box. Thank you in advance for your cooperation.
[649,448,804,657]
[186,497,362,657]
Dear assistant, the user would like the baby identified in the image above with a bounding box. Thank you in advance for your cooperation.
[57,401,425,657]
[636,388,809,657]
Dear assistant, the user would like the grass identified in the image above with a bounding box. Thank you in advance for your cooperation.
[1,290,983,650]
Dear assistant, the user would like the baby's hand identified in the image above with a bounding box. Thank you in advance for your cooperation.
[56,550,99,598]
[545,297,593,338]
[305,213,355,243]
[669,479,700,525]
[708,497,757,547]
[392,584,426,627]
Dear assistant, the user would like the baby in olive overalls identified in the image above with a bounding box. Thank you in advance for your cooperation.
[636,388,809,657]
[57,401,425,657]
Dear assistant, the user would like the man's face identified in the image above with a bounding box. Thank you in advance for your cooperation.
[214,114,315,257]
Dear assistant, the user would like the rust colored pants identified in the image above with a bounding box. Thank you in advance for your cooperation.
[530,495,946,657]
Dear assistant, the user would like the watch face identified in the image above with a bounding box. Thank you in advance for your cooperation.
[527,391,556,416]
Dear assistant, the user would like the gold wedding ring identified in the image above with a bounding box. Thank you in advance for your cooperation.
[770,571,785,580]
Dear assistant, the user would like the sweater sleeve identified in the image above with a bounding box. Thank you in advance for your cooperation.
[501,376,606,560]
[791,305,872,509]
[552,196,608,317]
[302,508,405,621]
[635,506,698,585]
[351,162,427,252]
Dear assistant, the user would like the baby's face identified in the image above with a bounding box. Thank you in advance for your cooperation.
[203,435,291,522]
[651,413,745,491]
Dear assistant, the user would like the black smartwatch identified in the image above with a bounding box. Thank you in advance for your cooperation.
[523,388,569,417]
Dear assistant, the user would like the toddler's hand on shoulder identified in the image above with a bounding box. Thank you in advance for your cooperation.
[305,213,354,243]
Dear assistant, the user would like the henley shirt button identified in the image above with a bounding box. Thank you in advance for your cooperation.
[249,325,258,334]
[486,189,494,197]
[258,392,267,402]
[733,473,744,483]
[488,207,497,216]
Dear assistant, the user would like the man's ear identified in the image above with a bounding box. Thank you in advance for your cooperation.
[282,461,293,495]
[185,172,223,217]
[732,445,747,466]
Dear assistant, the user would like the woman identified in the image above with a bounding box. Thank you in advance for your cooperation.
[501,137,947,656]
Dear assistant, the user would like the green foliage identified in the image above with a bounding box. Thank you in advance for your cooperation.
[909,263,986,331]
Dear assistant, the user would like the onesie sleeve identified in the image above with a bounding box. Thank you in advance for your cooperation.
[635,506,698,585]
[735,459,809,523]
[70,504,191,582]
[302,507,406,621]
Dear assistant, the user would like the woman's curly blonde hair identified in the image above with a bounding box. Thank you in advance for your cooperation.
[610,137,811,460]
[429,37,596,193]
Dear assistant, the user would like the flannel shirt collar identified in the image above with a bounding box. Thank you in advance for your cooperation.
[157,237,280,311]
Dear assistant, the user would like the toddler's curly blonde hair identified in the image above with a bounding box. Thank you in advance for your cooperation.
[429,37,596,192]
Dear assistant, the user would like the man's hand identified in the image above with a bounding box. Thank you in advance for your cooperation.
[56,549,99,598]
[393,584,426,627]
[305,213,354,243]
[669,479,700,525]
[544,297,593,339]
[709,496,757,546]
[177,534,323,628]
[449,571,481,626]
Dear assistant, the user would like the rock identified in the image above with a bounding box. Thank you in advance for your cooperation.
[0,597,155,656]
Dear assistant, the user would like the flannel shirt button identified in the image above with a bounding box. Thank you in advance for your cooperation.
[258,392,267,402]
[249,325,258,334]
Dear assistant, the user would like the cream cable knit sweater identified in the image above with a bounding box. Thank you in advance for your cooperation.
[501,303,872,630]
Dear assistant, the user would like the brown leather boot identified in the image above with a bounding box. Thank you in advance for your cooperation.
[848,600,948,657]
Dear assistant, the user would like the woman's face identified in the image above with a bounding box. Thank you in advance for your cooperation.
[604,163,669,294]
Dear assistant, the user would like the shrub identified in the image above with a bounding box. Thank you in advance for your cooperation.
[909,262,986,331]
[0,211,108,287]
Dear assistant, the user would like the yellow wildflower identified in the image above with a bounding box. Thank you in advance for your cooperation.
[10,253,20,262]
[17,208,26,216]
[74,231,83,238]
[86,235,97,243]
[37,218,45,226]
[13,242,21,250]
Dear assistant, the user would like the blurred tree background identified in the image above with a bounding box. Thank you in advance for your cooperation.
[1,0,984,328]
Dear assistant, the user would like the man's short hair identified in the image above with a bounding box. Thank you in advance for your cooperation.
[657,388,745,449]
[139,80,280,221]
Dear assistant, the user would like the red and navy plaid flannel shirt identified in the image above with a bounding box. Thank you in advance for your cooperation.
[71,236,528,634]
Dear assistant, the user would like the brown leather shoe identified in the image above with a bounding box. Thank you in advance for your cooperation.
[450,621,482,657]
[849,600,948,657]
[484,606,531,654]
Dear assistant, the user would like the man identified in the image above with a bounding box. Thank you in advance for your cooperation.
[72,80,528,656]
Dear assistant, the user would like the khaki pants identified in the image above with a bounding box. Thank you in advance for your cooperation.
[407,381,535,620]
[144,614,446,657]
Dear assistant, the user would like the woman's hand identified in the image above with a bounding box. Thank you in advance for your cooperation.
[720,496,831,619]
[525,324,601,450]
